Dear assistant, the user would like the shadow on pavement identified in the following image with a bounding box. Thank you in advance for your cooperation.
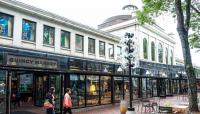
[11,111,37,114]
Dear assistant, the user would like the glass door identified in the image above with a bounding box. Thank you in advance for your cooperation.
[0,70,7,114]
[158,79,166,97]
[152,79,157,97]
[35,75,48,106]
[49,75,62,113]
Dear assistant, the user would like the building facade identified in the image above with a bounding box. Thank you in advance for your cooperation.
[0,0,198,114]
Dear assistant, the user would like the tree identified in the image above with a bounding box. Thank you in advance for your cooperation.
[136,0,200,112]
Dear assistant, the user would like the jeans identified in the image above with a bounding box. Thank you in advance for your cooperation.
[46,108,55,114]
[64,107,72,114]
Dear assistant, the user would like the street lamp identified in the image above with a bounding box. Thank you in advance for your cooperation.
[120,32,136,114]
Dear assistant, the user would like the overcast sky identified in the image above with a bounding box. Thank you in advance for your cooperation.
[17,0,200,66]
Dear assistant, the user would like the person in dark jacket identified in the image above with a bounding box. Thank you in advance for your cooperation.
[46,87,55,114]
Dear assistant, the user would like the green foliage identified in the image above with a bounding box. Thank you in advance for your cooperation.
[136,0,200,50]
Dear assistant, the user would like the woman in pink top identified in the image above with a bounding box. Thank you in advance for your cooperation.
[63,88,72,114]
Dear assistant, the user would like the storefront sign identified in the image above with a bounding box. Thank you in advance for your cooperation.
[7,54,58,69]
[87,62,101,72]
[68,58,86,71]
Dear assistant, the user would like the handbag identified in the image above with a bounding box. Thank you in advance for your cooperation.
[43,99,53,109]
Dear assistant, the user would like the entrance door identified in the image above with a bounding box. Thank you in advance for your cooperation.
[35,75,48,106]
[0,70,7,114]
[158,79,166,97]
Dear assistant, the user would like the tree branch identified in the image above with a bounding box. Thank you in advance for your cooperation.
[185,0,191,31]
[191,5,200,14]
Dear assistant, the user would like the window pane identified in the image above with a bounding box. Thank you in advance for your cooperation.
[165,48,168,64]
[75,34,84,51]
[99,41,105,56]
[100,76,111,104]
[108,44,114,58]
[124,77,130,100]
[171,50,173,65]
[117,46,122,56]
[158,43,163,63]
[0,12,14,37]
[22,19,36,42]
[88,38,95,54]
[86,75,99,106]
[61,30,70,48]
[151,42,155,61]
[114,77,123,103]
[143,38,148,59]
[43,25,55,45]
[70,74,85,108]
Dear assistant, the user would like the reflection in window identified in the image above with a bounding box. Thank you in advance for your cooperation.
[0,70,6,113]
[143,38,148,59]
[61,30,70,49]
[22,19,36,42]
[100,76,111,104]
[124,77,130,100]
[99,41,105,56]
[165,48,168,64]
[0,12,13,37]
[114,77,123,103]
[43,25,55,45]
[152,80,157,96]
[86,75,99,106]
[158,43,163,63]
[70,74,85,107]
[108,44,114,58]
[151,42,155,61]
[88,38,95,54]
[146,78,152,98]
[75,34,84,52]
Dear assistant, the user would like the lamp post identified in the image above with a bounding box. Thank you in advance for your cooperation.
[121,32,136,114]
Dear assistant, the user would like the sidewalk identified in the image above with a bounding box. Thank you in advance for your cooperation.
[73,95,191,114]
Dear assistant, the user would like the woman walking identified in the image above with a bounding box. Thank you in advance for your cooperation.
[63,88,72,114]
[45,87,55,114]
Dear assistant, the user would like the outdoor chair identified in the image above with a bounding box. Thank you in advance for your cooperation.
[141,99,154,113]
[158,106,179,114]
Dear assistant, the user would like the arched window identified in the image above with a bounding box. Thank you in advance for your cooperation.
[170,50,173,65]
[165,47,168,64]
[143,38,148,59]
[151,42,155,61]
[158,43,163,63]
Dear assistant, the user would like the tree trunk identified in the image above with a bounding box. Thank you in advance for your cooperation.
[175,0,199,112]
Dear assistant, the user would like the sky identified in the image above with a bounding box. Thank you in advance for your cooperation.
[17,0,200,66]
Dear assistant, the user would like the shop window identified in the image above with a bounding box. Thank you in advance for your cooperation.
[165,47,168,64]
[0,12,14,38]
[99,41,105,56]
[43,25,55,46]
[61,30,70,49]
[108,44,114,58]
[151,42,155,61]
[114,77,123,103]
[124,77,130,100]
[70,74,85,107]
[132,78,139,99]
[143,38,148,59]
[88,38,95,54]
[0,70,7,113]
[75,34,84,52]
[22,19,36,42]
[100,76,111,104]
[158,43,163,63]
[86,75,99,106]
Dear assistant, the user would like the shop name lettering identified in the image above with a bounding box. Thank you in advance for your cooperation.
[7,56,57,68]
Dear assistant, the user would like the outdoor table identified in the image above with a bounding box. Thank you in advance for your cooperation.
[171,105,189,114]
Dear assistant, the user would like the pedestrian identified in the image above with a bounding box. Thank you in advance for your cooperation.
[63,88,72,114]
[45,87,55,114]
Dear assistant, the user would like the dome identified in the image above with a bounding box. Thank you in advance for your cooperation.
[98,15,132,29]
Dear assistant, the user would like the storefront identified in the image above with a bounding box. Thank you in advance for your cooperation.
[0,46,194,114]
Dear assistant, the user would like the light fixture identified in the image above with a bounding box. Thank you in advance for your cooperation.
[146,70,150,75]
[117,66,123,72]
[175,74,179,78]
[103,67,108,73]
